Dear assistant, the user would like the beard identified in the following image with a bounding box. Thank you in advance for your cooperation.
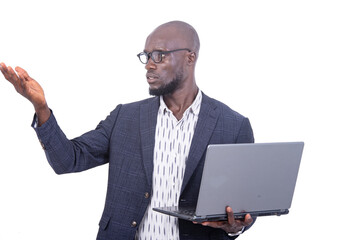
[149,72,183,96]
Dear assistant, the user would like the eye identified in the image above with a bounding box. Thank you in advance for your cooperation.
[152,51,163,63]
[137,52,149,64]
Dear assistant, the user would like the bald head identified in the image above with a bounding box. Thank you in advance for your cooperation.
[143,21,200,98]
[146,21,200,56]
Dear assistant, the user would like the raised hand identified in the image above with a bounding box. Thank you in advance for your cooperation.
[1,62,50,125]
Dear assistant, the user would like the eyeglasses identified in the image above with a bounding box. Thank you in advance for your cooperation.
[137,48,191,64]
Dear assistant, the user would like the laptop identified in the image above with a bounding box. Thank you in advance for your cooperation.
[153,142,304,222]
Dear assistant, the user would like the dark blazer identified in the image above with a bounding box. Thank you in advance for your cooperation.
[33,93,255,240]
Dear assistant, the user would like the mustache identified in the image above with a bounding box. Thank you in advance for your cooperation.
[146,70,159,78]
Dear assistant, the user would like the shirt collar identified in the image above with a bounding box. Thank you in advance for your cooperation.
[159,90,202,116]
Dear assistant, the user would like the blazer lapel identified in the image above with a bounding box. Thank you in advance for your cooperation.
[181,93,219,193]
[140,97,160,187]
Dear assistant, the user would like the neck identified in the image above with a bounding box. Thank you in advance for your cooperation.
[163,84,199,120]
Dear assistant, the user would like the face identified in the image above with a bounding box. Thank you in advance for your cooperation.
[143,28,189,96]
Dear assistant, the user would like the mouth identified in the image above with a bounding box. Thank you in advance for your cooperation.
[146,72,159,83]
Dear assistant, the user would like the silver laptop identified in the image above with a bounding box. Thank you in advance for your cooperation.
[153,142,304,222]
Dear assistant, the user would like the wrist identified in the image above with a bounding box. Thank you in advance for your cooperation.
[227,226,245,237]
[34,103,51,126]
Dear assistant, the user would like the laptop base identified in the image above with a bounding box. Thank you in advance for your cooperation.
[153,206,289,223]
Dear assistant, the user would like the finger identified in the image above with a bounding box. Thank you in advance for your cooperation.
[18,72,27,93]
[0,62,7,71]
[15,67,27,86]
[15,66,32,81]
[226,206,236,226]
[242,214,253,226]
[7,66,27,95]
[0,62,11,79]
[200,220,225,229]
[7,66,21,85]
[200,221,209,226]
[1,64,26,94]
[200,221,210,227]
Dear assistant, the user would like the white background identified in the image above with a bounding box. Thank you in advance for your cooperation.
[1,0,359,239]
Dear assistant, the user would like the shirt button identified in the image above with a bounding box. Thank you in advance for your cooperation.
[131,221,137,227]
[144,192,150,199]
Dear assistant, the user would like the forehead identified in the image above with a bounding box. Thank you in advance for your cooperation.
[144,27,186,51]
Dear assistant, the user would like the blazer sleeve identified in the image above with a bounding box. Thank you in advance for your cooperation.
[32,106,121,174]
[236,117,255,144]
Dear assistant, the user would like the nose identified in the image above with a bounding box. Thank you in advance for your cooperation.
[145,58,156,71]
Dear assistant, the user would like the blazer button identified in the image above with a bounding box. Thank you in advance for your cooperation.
[131,221,137,227]
[144,192,150,199]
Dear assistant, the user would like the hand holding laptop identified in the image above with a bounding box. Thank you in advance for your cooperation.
[154,142,304,235]
[194,206,253,235]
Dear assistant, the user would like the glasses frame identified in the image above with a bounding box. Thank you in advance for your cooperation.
[137,48,191,64]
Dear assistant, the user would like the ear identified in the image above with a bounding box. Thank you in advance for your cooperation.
[187,52,197,65]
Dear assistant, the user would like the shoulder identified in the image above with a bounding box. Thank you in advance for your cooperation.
[201,92,248,120]
[201,92,254,143]
[112,96,159,112]
[123,96,159,107]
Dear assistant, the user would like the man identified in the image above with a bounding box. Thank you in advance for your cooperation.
[0,21,255,239]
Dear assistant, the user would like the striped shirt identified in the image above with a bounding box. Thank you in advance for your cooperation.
[136,91,202,240]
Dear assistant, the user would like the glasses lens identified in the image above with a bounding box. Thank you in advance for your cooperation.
[151,51,162,63]
[138,52,149,64]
